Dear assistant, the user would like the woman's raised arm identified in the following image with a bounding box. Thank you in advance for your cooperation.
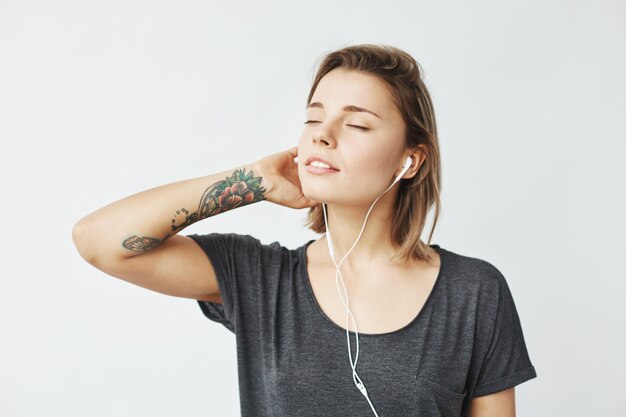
[71,146,318,300]
[72,162,269,264]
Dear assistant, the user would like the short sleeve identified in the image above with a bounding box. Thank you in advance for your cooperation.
[473,269,538,397]
[186,232,262,334]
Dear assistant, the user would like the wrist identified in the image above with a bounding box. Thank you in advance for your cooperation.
[250,161,273,203]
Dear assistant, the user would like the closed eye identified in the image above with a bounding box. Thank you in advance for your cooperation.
[304,120,369,131]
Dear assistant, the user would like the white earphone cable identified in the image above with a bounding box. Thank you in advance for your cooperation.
[320,157,412,416]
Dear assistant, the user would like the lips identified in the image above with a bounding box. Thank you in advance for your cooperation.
[304,155,340,171]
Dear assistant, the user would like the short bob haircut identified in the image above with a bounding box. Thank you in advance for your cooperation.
[302,43,442,264]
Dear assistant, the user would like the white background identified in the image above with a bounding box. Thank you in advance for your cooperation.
[1,0,624,416]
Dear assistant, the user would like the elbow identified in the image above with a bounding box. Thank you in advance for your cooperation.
[72,221,98,265]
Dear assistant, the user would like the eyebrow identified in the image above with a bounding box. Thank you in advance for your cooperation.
[307,102,382,120]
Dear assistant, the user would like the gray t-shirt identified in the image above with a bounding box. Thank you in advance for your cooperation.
[186,232,537,417]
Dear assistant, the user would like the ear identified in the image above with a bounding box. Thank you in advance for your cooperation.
[403,145,429,180]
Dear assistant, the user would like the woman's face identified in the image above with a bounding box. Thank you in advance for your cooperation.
[298,67,408,206]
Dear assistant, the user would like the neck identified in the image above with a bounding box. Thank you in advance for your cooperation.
[322,187,401,269]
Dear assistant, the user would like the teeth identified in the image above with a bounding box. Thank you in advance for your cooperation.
[310,160,332,169]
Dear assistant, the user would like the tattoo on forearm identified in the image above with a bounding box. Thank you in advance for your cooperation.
[122,167,267,253]
[197,167,267,219]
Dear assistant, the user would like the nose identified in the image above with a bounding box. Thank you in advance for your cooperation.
[312,124,336,148]
[313,135,331,146]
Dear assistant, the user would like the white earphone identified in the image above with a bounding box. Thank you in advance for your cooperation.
[306,155,413,416]
[395,156,413,183]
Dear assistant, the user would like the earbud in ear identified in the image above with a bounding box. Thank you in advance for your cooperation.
[294,156,299,163]
[393,156,413,183]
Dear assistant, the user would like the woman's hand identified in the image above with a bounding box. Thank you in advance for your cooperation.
[253,146,321,209]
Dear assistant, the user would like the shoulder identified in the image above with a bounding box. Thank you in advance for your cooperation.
[441,247,508,295]
[187,232,291,261]
[189,231,283,248]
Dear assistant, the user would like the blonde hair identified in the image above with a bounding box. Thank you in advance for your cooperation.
[302,44,442,264]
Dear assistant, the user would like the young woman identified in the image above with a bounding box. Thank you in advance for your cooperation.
[73,44,537,417]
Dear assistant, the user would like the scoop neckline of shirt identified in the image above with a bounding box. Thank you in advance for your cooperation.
[300,238,447,338]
